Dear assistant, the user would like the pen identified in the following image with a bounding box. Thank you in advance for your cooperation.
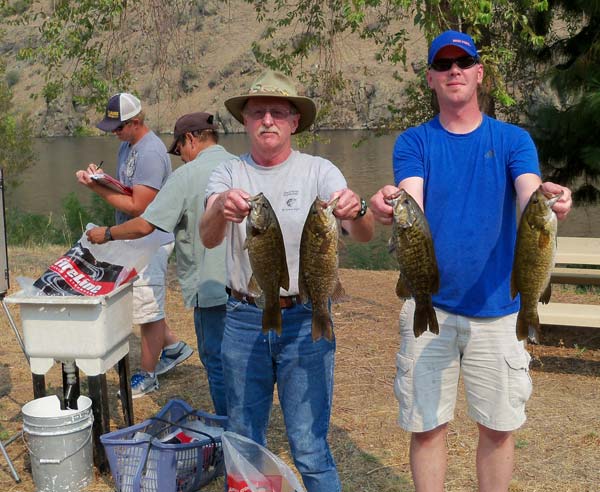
[96,160,104,174]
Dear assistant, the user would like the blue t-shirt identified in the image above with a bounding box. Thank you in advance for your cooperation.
[393,114,540,317]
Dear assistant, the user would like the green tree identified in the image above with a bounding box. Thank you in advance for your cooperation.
[244,0,549,130]
[0,58,35,191]
[527,0,600,204]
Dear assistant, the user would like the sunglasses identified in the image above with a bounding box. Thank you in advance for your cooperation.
[114,120,134,132]
[429,55,479,72]
[173,135,188,156]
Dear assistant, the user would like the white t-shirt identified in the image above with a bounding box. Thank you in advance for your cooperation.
[205,150,346,295]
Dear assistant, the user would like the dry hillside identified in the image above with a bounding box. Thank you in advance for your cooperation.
[1,1,426,137]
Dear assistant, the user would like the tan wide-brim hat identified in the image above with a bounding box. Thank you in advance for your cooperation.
[224,69,317,134]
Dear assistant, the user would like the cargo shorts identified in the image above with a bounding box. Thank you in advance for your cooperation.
[132,242,174,325]
[394,299,532,433]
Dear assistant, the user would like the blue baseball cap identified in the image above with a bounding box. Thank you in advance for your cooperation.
[428,30,479,65]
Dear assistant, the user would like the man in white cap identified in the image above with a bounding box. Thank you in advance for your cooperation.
[370,31,572,490]
[200,69,374,492]
[76,93,192,398]
[86,112,234,415]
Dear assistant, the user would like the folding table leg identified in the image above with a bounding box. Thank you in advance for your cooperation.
[87,374,109,473]
[117,354,134,426]
[32,374,46,399]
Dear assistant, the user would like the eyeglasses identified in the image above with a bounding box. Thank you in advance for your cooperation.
[429,55,479,72]
[173,136,187,157]
[114,120,134,132]
[244,108,296,120]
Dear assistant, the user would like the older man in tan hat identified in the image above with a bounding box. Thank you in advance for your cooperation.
[200,69,374,492]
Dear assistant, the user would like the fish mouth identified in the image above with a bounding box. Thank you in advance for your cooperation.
[543,189,564,208]
[384,189,403,205]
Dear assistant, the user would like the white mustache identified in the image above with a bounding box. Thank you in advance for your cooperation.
[259,126,280,135]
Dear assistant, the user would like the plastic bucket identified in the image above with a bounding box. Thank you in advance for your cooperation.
[22,395,94,492]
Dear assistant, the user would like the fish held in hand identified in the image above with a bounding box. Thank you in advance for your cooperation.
[511,185,563,342]
[244,192,289,335]
[299,196,344,341]
[387,189,440,338]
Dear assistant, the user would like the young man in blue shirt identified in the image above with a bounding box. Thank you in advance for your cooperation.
[370,31,572,491]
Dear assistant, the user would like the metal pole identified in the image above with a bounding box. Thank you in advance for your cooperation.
[1,297,28,362]
[0,432,21,483]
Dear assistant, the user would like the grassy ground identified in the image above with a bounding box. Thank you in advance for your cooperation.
[1,245,599,491]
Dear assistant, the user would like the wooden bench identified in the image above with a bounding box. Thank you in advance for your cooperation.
[538,237,600,328]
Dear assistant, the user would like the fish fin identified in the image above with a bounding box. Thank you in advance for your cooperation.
[432,270,440,294]
[538,231,551,249]
[312,304,333,342]
[388,237,396,254]
[539,282,551,304]
[262,305,282,335]
[247,275,262,298]
[395,276,411,299]
[280,257,290,291]
[510,271,518,300]
[298,274,309,304]
[330,278,346,303]
[254,293,266,310]
[413,304,427,338]
[427,301,439,335]
[516,309,538,342]
[528,326,540,344]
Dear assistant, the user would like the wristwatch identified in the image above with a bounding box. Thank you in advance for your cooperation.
[354,197,368,220]
[104,227,113,242]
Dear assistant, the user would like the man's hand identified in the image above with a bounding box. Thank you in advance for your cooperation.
[369,185,400,225]
[87,226,109,244]
[75,162,103,187]
[541,181,572,220]
[330,188,362,221]
[214,189,252,223]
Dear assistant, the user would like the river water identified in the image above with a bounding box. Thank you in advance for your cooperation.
[10,131,600,267]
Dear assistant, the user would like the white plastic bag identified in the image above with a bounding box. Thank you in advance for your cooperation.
[222,432,305,492]
[31,223,171,296]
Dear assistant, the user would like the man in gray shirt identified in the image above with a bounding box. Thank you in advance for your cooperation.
[77,93,191,398]
[87,112,233,415]
[200,70,374,492]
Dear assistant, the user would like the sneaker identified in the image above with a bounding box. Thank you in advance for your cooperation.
[154,342,194,376]
[130,371,159,399]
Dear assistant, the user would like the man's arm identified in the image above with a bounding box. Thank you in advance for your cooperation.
[200,189,251,248]
[86,216,156,244]
[514,173,572,220]
[90,183,159,217]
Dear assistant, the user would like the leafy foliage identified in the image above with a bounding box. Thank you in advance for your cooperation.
[0,58,35,191]
[527,1,600,203]
[6,193,114,246]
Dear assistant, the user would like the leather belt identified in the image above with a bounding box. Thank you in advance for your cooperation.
[226,288,301,309]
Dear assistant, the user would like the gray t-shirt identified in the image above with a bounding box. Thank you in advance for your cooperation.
[142,145,236,308]
[205,150,347,295]
[116,130,171,225]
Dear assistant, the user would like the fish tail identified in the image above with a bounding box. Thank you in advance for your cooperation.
[413,303,428,338]
[312,304,333,342]
[516,309,539,342]
[262,305,282,335]
[427,301,439,335]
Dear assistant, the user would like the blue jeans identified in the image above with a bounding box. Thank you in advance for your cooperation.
[221,298,341,492]
[194,304,227,416]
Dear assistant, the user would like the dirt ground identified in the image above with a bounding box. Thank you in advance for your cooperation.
[1,246,599,492]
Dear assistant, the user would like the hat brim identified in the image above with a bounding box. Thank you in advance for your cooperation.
[224,94,316,134]
[167,137,179,155]
[96,118,122,133]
